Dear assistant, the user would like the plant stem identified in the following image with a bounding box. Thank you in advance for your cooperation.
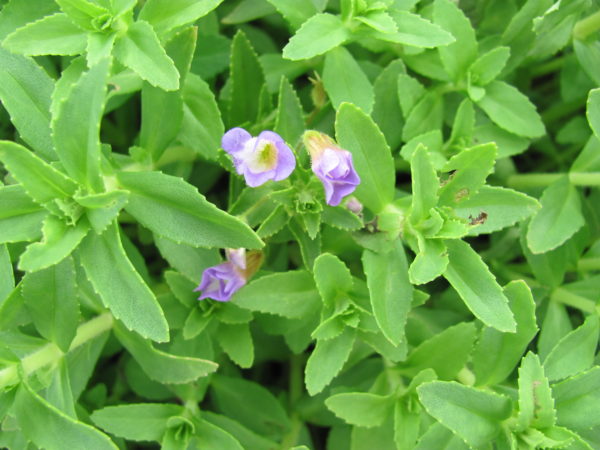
[280,354,304,449]
[506,172,600,189]
[578,257,600,271]
[574,10,600,41]
[551,288,599,314]
[0,313,113,390]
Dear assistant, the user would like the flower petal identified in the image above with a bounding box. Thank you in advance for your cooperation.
[222,127,252,154]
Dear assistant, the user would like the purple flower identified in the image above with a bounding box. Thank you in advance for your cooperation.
[221,128,296,187]
[194,249,247,302]
[304,131,360,206]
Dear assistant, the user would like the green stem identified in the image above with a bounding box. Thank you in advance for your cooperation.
[578,257,600,271]
[0,313,113,389]
[551,288,599,314]
[280,354,304,449]
[506,172,600,189]
[574,10,600,41]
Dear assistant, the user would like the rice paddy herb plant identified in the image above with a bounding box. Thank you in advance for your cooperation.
[0,0,600,448]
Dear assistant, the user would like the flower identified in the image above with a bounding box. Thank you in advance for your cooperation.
[194,249,263,302]
[221,128,296,187]
[304,130,360,206]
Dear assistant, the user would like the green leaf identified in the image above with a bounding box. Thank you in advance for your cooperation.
[554,367,600,429]
[274,76,305,148]
[55,0,108,30]
[202,412,279,450]
[191,421,244,450]
[86,32,115,66]
[141,28,196,161]
[22,257,79,352]
[14,377,117,450]
[0,141,77,204]
[75,190,129,234]
[543,315,599,382]
[401,322,477,380]
[586,88,600,140]
[0,185,46,244]
[526,177,584,254]
[79,223,169,342]
[0,48,55,159]
[282,13,350,60]
[117,171,262,249]
[397,73,425,117]
[323,46,374,113]
[476,81,545,138]
[234,270,320,319]
[438,143,497,207]
[444,239,516,332]
[410,144,439,223]
[321,205,362,231]
[139,0,224,36]
[19,216,90,272]
[305,328,355,395]
[453,186,540,236]
[179,73,224,160]
[52,58,109,191]
[473,281,538,386]
[114,20,179,91]
[265,0,318,29]
[3,13,87,56]
[217,323,254,369]
[0,245,13,302]
[288,217,321,270]
[326,392,393,427]
[417,381,512,448]
[155,235,220,283]
[402,92,444,141]
[414,422,469,450]
[409,237,448,285]
[335,102,395,213]
[383,10,455,48]
[313,253,353,307]
[211,375,291,438]
[448,98,475,149]
[362,240,412,346]
[0,0,59,40]
[228,30,265,127]
[372,60,405,150]
[517,352,556,431]
[433,0,478,80]
[357,10,397,34]
[468,46,510,86]
[91,404,183,441]
[115,323,217,383]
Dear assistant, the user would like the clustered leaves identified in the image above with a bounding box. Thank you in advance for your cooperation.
[0,0,600,449]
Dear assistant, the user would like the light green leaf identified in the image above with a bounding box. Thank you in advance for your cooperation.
[0,48,55,159]
[114,20,179,91]
[0,0,58,40]
[448,98,475,149]
[217,323,254,369]
[444,239,516,332]
[321,205,362,231]
[323,46,374,113]
[383,10,455,48]
[55,0,108,30]
[274,76,305,148]
[476,81,545,138]
[402,91,443,141]
[335,102,395,213]
[410,144,439,223]
[0,141,77,204]
[3,13,87,56]
[154,235,220,283]
[372,60,406,150]
[554,367,600,429]
[288,218,320,270]
[543,315,599,382]
[586,88,600,140]
[357,10,397,34]
[75,190,129,234]
[326,392,393,427]
[417,381,512,448]
[139,0,224,36]
[0,185,46,244]
[117,171,262,249]
[517,352,556,431]
[0,245,13,302]
[234,271,320,319]
[409,237,448,285]
[473,281,538,386]
[14,377,117,450]
[454,186,540,236]
[468,46,510,86]
[179,73,224,160]
[228,30,265,127]
[115,323,217,383]
[22,257,79,352]
[192,420,244,450]
[19,216,90,272]
[86,32,115,66]
[52,58,109,191]
[265,0,317,29]
[282,13,350,60]
[313,253,353,307]
[526,177,584,254]
[305,328,355,395]
[91,404,183,441]
[79,223,169,342]
[397,73,425,118]
[414,422,469,450]
[362,240,412,345]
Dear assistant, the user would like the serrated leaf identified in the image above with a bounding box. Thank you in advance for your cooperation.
[372,60,405,149]
[313,253,353,307]
[282,13,350,61]
[0,185,46,244]
[321,205,362,231]
[326,392,392,427]
[0,245,13,302]
[409,237,448,285]
[79,223,169,342]
[468,46,510,86]
[265,0,317,29]
[553,367,600,429]
[526,177,584,254]
[383,10,455,48]
[75,190,129,234]
[323,46,374,113]
[0,0,59,40]
[410,144,439,223]
[517,352,556,431]
[22,257,79,352]
[444,239,516,332]
[274,76,305,148]
[217,322,254,368]
[402,91,443,141]
[139,0,224,36]
[335,103,395,213]
[586,88,600,140]
[114,20,179,91]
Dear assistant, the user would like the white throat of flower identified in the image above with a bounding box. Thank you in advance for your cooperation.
[241,138,278,173]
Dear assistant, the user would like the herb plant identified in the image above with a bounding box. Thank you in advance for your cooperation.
[0,0,600,448]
